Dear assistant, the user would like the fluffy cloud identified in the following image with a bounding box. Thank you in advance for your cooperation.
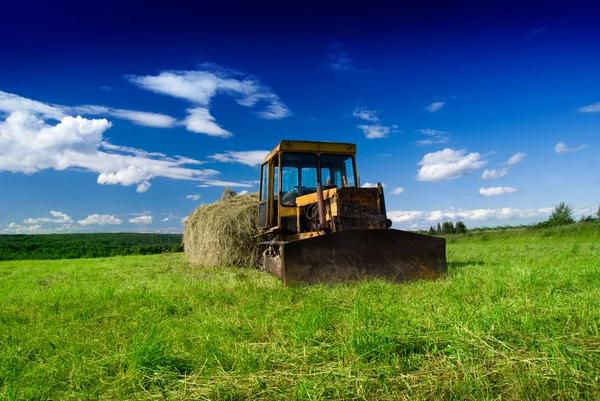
[78,214,122,225]
[481,168,509,180]
[129,215,153,224]
[238,190,249,195]
[416,148,487,182]
[1,222,81,234]
[424,101,445,113]
[127,64,291,136]
[505,152,526,165]
[390,187,405,195]
[324,43,362,74]
[578,102,600,113]
[182,107,231,137]
[352,106,379,122]
[0,91,65,120]
[209,150,269,166]
[186,194,201,200]
[23,211,72,224]
[0,108,219,191]
[352,104,395,139]
[554,142,589,154]
[0,91,177,129]
[136,181,152,193]
[388,206,555,228]
[357,124,390,139]
[479,186,517,197]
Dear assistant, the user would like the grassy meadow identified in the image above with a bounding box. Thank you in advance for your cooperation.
[1,225,599,400]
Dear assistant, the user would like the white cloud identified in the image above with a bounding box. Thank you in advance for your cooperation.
[357,124,390,139]
[23,210,72,224]
[324,43,361,74]
[390,187,405,195]
[256,100,291,120]
[1,222,82,234]
[416,148,487,182]
[136,181,152,193]
[126,64,291,135]
[239,190,249,195]
[479,186,517,197]
[352,106,379,122]
[418,129,447,137]
[388,206,555,228]
[505,152,526,165]
[129,215,153,224]
[78,214,122,226]
[424,101,445,113]
[181,217,189,224]
[100,142,168,158]
[414,129,450,146]
[0,90,177,129]
[186,194,201,201]
[481,168,509,180]
[161,213,178,222]
[108,109,177,128]
[578,102,600,113]
[388,211,425,223]
[0,108,219,191]
[361,182,386,188]
[554,142,589,154]
[197,180,253,188]
[414,138,449,146]
[0,90,65,120]
[182,107,232,137]
[209,150,269,166]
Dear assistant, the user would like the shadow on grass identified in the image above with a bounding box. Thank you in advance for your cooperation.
[448,261,486,270]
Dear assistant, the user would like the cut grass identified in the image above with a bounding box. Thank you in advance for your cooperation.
[1,226,599,400]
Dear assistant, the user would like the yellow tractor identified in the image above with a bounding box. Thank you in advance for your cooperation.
[257,140,447,286]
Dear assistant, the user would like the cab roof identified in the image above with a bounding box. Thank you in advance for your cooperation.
[263,140,357,163]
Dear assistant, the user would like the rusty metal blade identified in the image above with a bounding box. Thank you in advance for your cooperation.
[281,229,446,286]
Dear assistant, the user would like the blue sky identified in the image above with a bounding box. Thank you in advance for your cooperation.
[1,1,599,233]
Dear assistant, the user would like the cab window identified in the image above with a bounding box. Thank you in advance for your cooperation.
[320,154,356,188]
[280,153,318,206]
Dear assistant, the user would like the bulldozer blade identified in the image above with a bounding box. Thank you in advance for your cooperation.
[281,229,446,286]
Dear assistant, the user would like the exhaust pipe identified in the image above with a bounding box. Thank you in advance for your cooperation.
[316,182,326,230]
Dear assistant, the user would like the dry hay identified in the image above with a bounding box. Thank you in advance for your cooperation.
[184,189,260,268]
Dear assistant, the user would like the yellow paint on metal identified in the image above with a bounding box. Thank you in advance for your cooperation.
[264,140,356,163]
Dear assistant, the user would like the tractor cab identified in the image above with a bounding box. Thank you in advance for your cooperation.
[258,140,358,232]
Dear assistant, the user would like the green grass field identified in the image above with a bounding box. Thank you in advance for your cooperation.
[1,225,599,400]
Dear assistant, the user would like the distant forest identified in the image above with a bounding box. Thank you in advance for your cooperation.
[0,233,183,261]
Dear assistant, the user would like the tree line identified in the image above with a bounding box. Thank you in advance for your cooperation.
[0,233,183,261]
[426,221,467,235]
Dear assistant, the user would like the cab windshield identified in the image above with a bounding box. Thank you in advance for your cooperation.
[280,152,356,206]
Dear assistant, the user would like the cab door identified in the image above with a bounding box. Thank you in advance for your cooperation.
[258,163,268,228]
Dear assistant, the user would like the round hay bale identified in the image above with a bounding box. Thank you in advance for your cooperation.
[184,191,260,268]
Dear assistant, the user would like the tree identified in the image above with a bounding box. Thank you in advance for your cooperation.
[442,221,455,234]
[436,222,442,234]
[427,226,435,235]
[547,202,575,226]
[455,221,467,234]
[597,205,600,219]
